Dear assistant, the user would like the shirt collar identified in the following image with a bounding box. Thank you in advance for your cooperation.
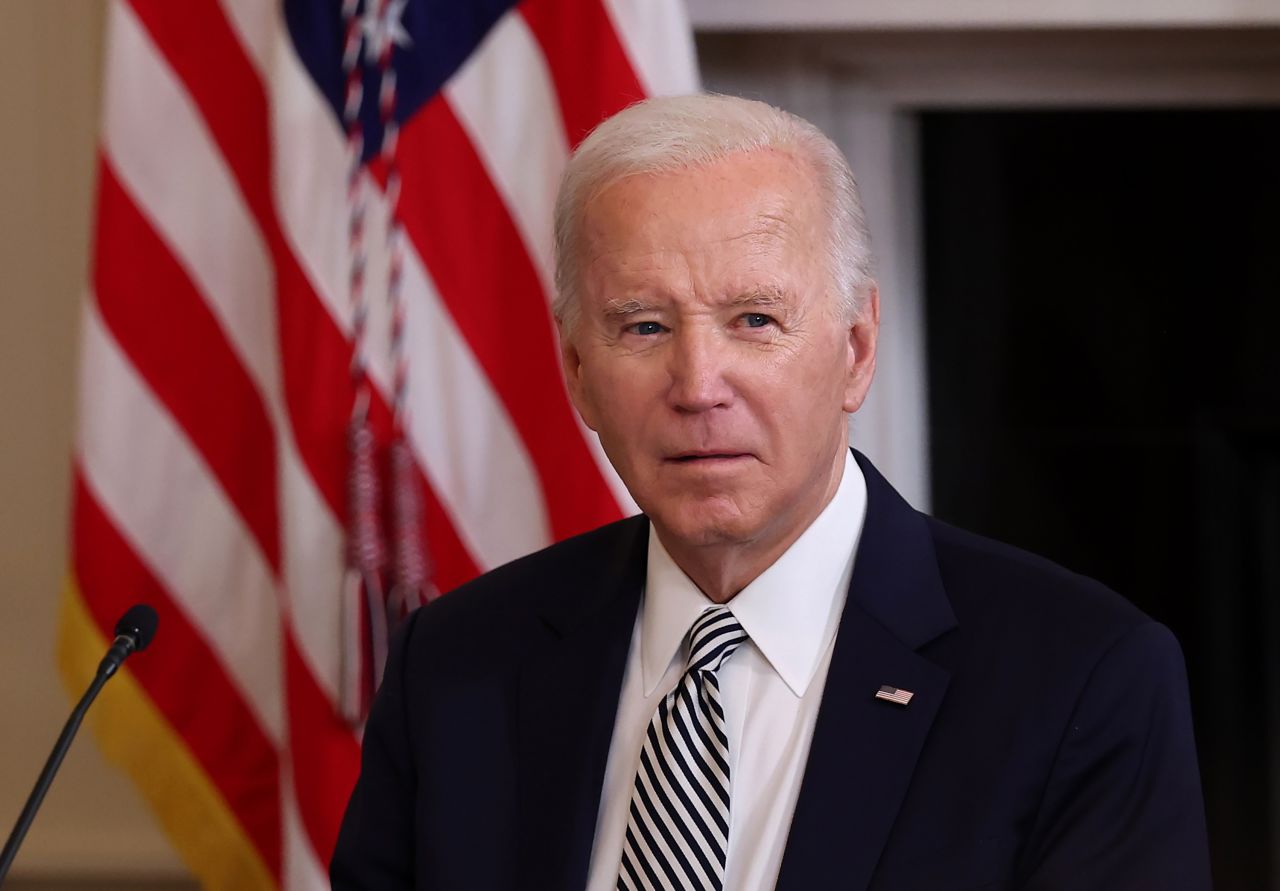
[641,451,867,697]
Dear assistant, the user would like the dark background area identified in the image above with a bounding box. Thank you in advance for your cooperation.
[922,109,1280,889]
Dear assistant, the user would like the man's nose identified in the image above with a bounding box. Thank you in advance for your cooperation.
[666,326,734,413]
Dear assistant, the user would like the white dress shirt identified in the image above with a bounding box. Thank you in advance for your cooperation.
[585,451,868,891]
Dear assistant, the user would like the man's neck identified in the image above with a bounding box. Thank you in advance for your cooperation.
[657,451,848,604]
[664,542,792,604]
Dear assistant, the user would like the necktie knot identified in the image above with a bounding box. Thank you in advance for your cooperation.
[617,604,746,890]
[686,606,747,674]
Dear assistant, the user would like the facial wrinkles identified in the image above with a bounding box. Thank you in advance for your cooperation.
[582,232,836,429]
[582,173,804,272]
[559,149,868,589]
[667,307,838,467]
[590,238,803,319]
[581,161,833,375]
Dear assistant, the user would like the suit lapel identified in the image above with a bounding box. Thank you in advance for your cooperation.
[776,452,958,891]
[515,518,648,888]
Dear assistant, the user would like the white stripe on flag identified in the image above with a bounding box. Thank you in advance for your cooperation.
[103,2,278,408]
[444,8,639,517]
[220,0,555,568]
[601,0,700,97]
[102,2,351,704]
[365,217,557,567]
[77,301,285,745]
[446,9,567,301]
[282,769,331,891]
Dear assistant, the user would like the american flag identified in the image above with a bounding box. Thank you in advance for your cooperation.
[58,1,696,887]
[874,685,914,706]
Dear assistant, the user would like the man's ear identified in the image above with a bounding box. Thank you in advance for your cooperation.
[842,283,880,414]
[559,323,600,431]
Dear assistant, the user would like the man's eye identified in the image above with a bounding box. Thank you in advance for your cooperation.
[628,321,665,336]
[741,313,773,329]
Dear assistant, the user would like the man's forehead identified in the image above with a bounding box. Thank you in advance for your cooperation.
[586,150,816,223]
[585,209,803,260]
[569,149,828,314]
[582,168,817,261]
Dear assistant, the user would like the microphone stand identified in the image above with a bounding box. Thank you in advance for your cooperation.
[0,668,113,884]
[0,604,156,886]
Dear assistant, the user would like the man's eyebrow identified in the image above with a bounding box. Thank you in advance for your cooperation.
[600,290,786,316]
[727,287,787,309]
[601,298,656,317]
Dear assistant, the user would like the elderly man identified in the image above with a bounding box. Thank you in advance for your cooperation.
[331,94,1211,890]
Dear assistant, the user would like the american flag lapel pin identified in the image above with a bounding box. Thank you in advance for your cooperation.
[875,685,914,706]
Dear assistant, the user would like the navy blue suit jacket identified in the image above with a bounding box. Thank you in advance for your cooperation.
[331,451,1211,889]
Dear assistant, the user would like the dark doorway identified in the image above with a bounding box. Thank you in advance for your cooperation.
[922,109,1280,889]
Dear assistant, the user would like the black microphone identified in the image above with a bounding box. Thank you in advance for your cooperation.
[0,604,159,885]
[98,604,159,680]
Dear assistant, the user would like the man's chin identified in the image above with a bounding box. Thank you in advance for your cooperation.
[648,502,761,552]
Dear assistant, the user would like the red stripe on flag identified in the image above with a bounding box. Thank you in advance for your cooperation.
[124,0,480,863]
[92,159,282,574]
[284,633,363,863]
[127,0,349,522]
[127,0,482,592]
[394,97,624,540]
[519,0,647,147]
[421,478,480,593]
[71,472,284,881]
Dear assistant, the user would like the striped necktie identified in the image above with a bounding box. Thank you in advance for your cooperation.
[617,606,749,891]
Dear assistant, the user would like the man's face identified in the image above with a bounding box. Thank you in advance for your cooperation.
[561,149,878,557]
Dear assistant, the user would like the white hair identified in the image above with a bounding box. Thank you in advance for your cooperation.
[552,93,874,334]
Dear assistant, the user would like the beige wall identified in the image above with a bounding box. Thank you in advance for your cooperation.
[0,2,191,884]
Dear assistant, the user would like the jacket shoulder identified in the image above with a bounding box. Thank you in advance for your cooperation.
[925,516,1150,652]
[404,514,647,646]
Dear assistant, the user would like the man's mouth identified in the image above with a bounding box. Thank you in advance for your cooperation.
[666,451,750,463]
